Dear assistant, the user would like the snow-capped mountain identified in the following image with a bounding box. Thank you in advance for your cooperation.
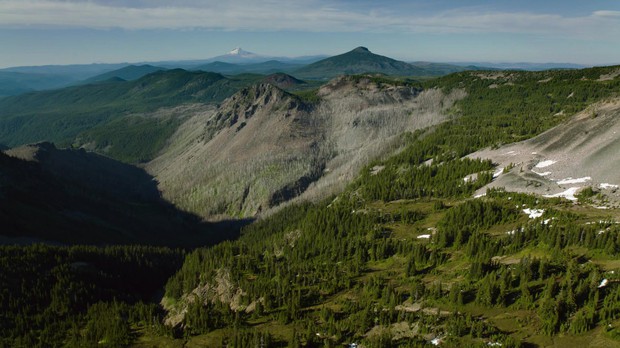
[203,48,327,65]
[226,47,259,58]
[209,47,266,64]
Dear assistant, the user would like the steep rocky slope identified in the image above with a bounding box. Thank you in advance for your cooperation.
[469,97,620,205]
[147,76,465,219]
[147,83,320,218]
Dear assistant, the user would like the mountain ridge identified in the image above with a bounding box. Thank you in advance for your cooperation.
[146,74,462,219]
[294,46,469,79]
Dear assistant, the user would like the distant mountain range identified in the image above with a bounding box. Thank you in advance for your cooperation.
[0,47,596,98]
[294,47,484,79]
[450,62,588,71]
[0,63,128,97]
[193,60,302,75]
[82,64,167,83]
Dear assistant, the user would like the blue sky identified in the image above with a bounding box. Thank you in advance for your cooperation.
[1,0,619,68]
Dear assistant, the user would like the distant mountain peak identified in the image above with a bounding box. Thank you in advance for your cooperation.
[352,46,370,53]
[226,47,256,57]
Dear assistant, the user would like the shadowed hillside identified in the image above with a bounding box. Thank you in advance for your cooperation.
[0,143,244,246]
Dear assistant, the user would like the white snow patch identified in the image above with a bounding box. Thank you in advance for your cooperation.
[488,342,503,347]
[599,279,609,288]
[535,160,556,168]
[493,168,504,178]
[474,193,487,198]
[533,171,551,176]
[431,337,442,346]
[544,187,580,201]
[600,183,619,189]
[506,228,524,235]
[557,176,591,185]
[595,206,609,210]
[523,208,545,219]
[417,234,431,239]
[543,218,553,225]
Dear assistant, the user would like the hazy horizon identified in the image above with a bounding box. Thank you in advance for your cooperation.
[1,0,620,68]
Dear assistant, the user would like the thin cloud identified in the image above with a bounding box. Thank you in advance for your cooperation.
[593,10,620,18]
[0,0,618,39]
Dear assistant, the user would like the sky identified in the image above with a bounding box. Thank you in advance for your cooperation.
[1,0,620,68]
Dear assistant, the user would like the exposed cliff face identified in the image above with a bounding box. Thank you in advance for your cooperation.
[147,77,465,219]
[148,83,321,219]
[297,76,466,204]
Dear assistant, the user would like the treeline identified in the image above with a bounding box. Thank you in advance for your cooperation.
[357,156,494,201]
[0,244,185,347]
[426,67,620,155]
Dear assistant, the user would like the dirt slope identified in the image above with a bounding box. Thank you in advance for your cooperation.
[469,98,620,204]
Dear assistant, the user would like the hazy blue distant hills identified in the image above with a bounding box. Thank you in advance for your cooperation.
[81,64,167,84]
[0,50,312,95]
[0,63,127,79]
[0,71,79,97]
[409,61,492,74]
[294,47,473,79]
[0,63,129,97]
[1,48,590,97]
[0,69,261,159]
[449,62,588,71]
[194,60,301,75]
[154,48,327,68]
[193,61,239,73]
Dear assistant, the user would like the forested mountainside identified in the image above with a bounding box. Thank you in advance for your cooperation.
[2,64,620,347]
[0,69,261,162]
[156,66,620,347]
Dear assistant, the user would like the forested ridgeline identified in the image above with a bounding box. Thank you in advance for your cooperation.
[160,67,620,346]
[0,245,185,347]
